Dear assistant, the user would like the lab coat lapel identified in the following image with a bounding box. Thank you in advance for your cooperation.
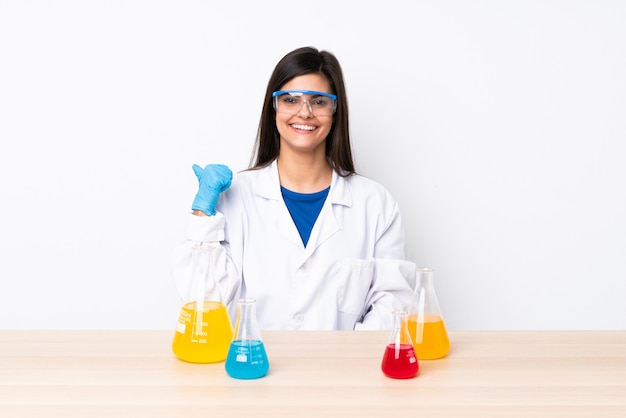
[255,161,303,248]
[276,204,304,248]
[303,171,352,259]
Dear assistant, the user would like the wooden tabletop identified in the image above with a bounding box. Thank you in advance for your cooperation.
[1,330,625,417]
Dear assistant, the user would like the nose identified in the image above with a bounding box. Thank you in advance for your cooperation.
[296,99,314,118]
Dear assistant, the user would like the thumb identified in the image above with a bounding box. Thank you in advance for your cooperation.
[192,164,203,180]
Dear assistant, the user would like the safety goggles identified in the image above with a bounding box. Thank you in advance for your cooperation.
[272,90,337,117]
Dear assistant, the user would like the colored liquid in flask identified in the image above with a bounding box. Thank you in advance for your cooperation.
[225,339,269,379]
[172,301,233,363]
[408,314,450,360]
[381,343,419,379]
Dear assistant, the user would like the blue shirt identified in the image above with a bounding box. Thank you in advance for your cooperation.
[281,186,330,247]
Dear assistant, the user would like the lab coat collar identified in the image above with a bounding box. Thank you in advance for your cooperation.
[255,159,353,208]
[255,160,353,257]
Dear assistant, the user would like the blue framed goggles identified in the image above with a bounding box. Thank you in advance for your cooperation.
[272,90,337,116]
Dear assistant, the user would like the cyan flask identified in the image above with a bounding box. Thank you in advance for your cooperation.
[225,298,270,379]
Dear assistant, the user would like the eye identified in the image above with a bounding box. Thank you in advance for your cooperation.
[311,98,329,107]
[282,95,300,105]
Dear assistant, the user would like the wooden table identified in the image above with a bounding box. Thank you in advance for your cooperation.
[1,330,625,417]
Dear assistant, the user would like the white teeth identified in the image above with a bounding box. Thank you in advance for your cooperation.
[291,124,315,131]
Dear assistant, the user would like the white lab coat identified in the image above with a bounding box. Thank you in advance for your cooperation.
[171,160,416,330]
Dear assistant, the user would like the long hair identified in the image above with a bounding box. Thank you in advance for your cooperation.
[249,47,355,176]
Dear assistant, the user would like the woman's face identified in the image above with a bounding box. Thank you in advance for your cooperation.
[275,73,334,157]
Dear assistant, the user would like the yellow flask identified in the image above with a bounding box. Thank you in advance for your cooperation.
[408,268,450,360]
[172,244,233,363]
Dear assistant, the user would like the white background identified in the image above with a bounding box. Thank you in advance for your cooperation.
[1,1,624,330]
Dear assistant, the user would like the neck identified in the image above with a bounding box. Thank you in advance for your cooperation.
[277,153,332,193]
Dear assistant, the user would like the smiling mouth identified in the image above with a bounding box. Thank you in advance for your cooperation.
[291,124,316,131]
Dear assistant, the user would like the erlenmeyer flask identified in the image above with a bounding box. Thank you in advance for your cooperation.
[225,298,269,379]
[172,243,233,363]
[381,310,419,379]
[408,268,450,360]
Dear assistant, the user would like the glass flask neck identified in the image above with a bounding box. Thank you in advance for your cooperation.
[388,310,413,344]
[189,243,222,304]
[392,310,406,331]
[415,268,435,291]
[410,268,443,318]
[233,298,262,341]
[237,298,257,318]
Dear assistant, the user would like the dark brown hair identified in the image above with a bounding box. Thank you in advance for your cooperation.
[249,47,355,176]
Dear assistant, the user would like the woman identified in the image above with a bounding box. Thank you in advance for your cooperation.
[172,46,416,330]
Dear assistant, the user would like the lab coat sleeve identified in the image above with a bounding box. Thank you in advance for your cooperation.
[355,199,416,330]
[355,259,416,330]
[170,212,242,318]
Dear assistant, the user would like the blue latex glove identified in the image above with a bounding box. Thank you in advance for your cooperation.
[191,164,233,216]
